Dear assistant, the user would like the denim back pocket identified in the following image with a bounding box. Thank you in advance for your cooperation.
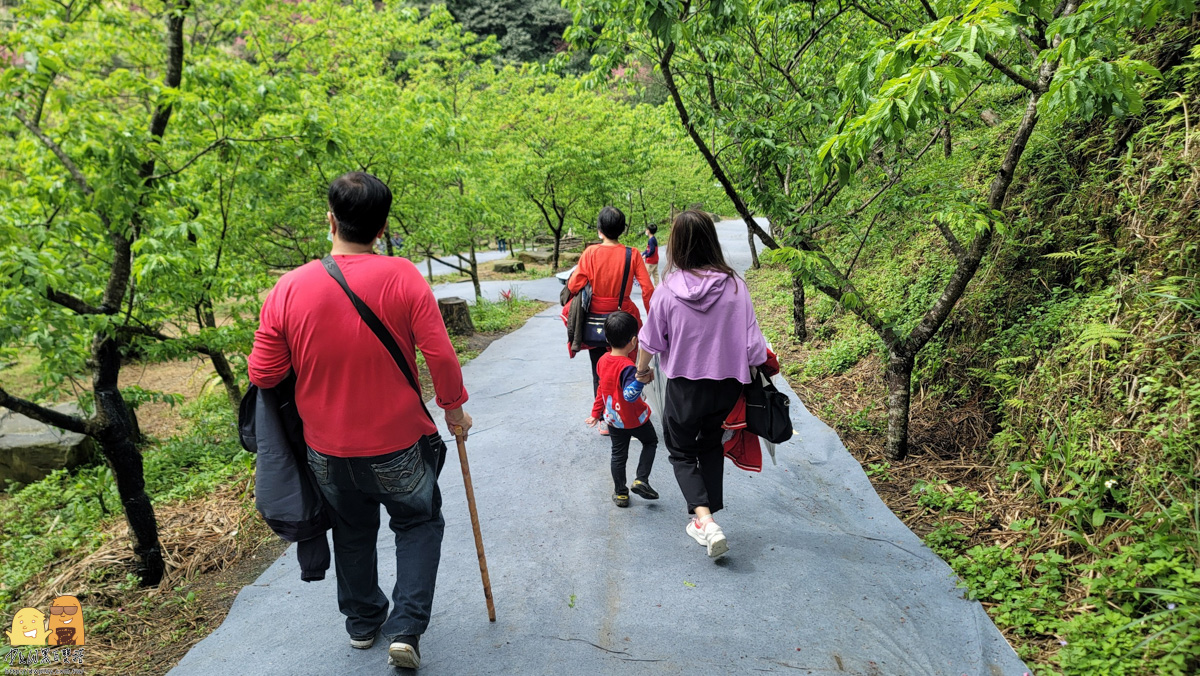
[306,447,331,484]
[369,444,427,495]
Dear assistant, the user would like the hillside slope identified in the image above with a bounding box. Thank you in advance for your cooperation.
[747,20,1200,676]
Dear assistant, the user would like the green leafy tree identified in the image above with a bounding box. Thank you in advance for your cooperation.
[568,0,1188,459]
[0,0,448,584]
[445,0,573,63]
[499,73,647,270]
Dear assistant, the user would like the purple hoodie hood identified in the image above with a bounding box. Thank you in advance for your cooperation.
[663,269,731,313]
[640,267,768,384]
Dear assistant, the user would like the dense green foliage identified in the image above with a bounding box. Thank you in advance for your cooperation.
[1,0,1195,672]
[444,0,573,63]
[743,17,1199,668]
[0,0,718,588]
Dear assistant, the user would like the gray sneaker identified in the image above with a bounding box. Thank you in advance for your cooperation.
[388,634,421,669]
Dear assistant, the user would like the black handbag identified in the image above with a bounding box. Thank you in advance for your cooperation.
[321,256,448,473]
[582,246,632,349]
[744,367,793,444]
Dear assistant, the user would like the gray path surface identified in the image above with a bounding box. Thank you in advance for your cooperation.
[169,221,1029,676]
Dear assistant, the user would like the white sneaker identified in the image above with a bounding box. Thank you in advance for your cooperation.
[685,518,729,558]
[388,636,421,669]
[349,633,376,650]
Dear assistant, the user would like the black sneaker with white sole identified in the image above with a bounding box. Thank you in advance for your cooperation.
[388,634,421,669]
[349,631,377,650]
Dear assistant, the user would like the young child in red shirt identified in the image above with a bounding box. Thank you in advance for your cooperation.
[586,311,660,507]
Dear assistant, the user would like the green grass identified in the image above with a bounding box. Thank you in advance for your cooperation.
[470,295,546,333]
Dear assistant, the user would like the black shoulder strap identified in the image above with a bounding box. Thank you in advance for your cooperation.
[321,256,435,424]
[618,247,632,308]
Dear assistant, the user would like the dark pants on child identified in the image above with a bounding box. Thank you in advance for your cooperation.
[306,435,446,640]
[608,422,658,492]
[663,376,742,514]
[588,347,605,396]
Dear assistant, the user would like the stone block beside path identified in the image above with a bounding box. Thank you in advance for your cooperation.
[0,403,96,485]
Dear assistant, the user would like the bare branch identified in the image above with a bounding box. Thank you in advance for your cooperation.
[846,211,883,279]
[14,110,93,196]
[117,325,215,357]
[149,137,227,180]
[0,387,92,435]
[659,41,779,250]
[850,1,901,33]
[982,52,1042,93]
[47,288,114,315]
[936,220,966,260]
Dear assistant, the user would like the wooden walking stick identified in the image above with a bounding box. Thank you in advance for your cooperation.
[454,426,496,622]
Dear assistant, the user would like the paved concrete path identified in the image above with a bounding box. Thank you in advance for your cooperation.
[415,250,510,279]
[169,221,1028,676]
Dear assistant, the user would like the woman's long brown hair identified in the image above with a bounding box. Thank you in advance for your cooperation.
[667,210,737,280]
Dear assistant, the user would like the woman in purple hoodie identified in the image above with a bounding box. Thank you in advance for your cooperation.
[635,210,768,559]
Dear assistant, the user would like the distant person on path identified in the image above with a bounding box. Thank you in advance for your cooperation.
[635,210,768,559]
[567,206,654,435]
[585,311,660,507]
[497,236,507,253]
[248,172,473,670]
[642,224,660,282]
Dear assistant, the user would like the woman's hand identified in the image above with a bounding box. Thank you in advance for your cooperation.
[635,347,654,383]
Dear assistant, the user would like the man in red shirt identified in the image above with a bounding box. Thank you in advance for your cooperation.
[248,172,472,670]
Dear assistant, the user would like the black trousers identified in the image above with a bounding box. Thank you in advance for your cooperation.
[608,422,658,492]
[588,347,605,396]
[663,377,743,515]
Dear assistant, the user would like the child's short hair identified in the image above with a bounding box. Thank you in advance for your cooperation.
[604,311,639,349]
[646,224,658,234]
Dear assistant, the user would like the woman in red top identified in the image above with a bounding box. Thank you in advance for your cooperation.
[567,207,654,431]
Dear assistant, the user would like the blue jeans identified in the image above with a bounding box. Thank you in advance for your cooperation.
[306,435,446,639]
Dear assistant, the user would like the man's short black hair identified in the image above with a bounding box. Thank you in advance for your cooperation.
[328,172,392,244]
[646,224,658,234]
[598,206,626,240]
[604,311,638,349]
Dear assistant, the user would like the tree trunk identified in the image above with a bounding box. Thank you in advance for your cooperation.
[438,297,475,336]
[884,351,914,461]
[208,351,241,407]
[792,273,807,342]
[552,228,563,272]
[384,229,395,256]
[658,41,779,253]
[200,304,241,407]
[748,225,760,269]
[468,239,481,300]
[426,256,434,284]
[93,336,164,585]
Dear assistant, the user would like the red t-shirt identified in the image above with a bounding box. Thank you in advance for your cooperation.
[248,254,468,457]
[591,352,651,430]
[567,244,653,322]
